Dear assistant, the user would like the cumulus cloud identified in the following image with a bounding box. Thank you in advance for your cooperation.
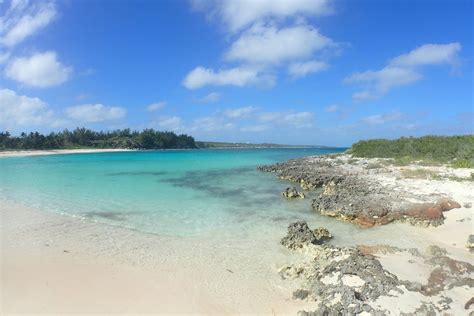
[225,23,331,65]
[190,116,235,132]
[146,101,166,112]
[345,66,422,100]
[66,104,126,123]
[223,106,258,119]
[288,59,328,78]
[361,112,403,125]
[154,116,185,132]
[258,111,314,128]
[185,0,337,89]
[345,43,462,101]
[5,51,72,87]
[0,88,61,129]
[183,66,275,89]
[324,104,340,112]
[389,43,461,67]
[197,92,221,103]
[191,0,332,33]
[0,0,57,47]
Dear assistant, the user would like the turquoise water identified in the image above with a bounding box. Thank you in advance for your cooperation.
[0,148,345,238]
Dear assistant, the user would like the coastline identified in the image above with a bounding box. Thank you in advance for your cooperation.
[1,199,315,315]
[260,154,474,314]
[0,147,344,159]
[0,148,134,158]
[1,152,473,314]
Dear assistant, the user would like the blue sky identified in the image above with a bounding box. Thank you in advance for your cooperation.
[0,0,472,146]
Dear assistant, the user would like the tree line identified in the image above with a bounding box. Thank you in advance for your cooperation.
[0,128,197,150]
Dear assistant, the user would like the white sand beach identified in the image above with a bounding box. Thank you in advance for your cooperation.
[1,200,315,315]
[0,149,134,158]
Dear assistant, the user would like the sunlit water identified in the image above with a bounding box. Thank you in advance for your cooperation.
[1,148,435,249]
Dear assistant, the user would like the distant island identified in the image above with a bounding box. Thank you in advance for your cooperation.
[0,128,330,151]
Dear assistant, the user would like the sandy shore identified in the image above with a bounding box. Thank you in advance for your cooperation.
[1,153,473,314]
[0,148,134,158]
[1,200,315,315]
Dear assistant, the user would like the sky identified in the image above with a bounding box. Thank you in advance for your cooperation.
[0,0,472,146]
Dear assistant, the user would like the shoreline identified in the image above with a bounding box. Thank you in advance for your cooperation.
[0,146,345,158]
[1,152,473,314]
[1,199,315,315]
[0,148,134,158]
[260,153,474,314]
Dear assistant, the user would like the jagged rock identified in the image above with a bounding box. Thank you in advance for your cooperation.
[402,199,461,226]
[467,235,474,250]
[313,227,333,242]
[259,156,461,227]
[281,222,403,315]
[281,221,321,250]
[282,187,305,199]
[426,245,447,257]
[465,297,474,310]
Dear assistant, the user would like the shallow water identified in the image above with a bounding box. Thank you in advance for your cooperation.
[1,147,462,253]
[0,148,347,238]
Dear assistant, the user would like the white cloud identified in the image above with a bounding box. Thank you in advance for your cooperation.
[324,104,340,112]
[66,104,126,123]
[345,43,462,101]
[389,43,461,67]
[0,88,59,129]
[154,116,184,132]
[0,0,57,47]
[288,59,328,78]
[5,51,72,87]
[190,116,235,132]
[183,66,275,89]
[258,111,314,128]
[361,112,403,125]
[146,101,166,112]
[223,106,258,119]
[191,0,332,33]
[225,23,331,65]
[345,66,422,95]
[197,91,221,103]
[240,124,269,132]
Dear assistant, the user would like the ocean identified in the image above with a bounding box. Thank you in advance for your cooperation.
[0,148,347,238]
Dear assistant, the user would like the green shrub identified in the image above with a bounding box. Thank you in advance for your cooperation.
[450,159,474,168]
[350,135,474,165]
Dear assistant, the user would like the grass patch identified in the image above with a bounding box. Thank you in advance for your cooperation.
[450,159,474,168]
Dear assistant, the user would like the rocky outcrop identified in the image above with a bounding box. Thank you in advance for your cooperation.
[281,187,305,199]
[280,222,474,315]
[258,156,461,227]
[280,221,331,250]
[313,227,332,242]
[467,235,474,250]
[280,222,401,315]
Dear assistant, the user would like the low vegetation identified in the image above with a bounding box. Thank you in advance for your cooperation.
[0,128,197,150]
[349,135,474,167]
